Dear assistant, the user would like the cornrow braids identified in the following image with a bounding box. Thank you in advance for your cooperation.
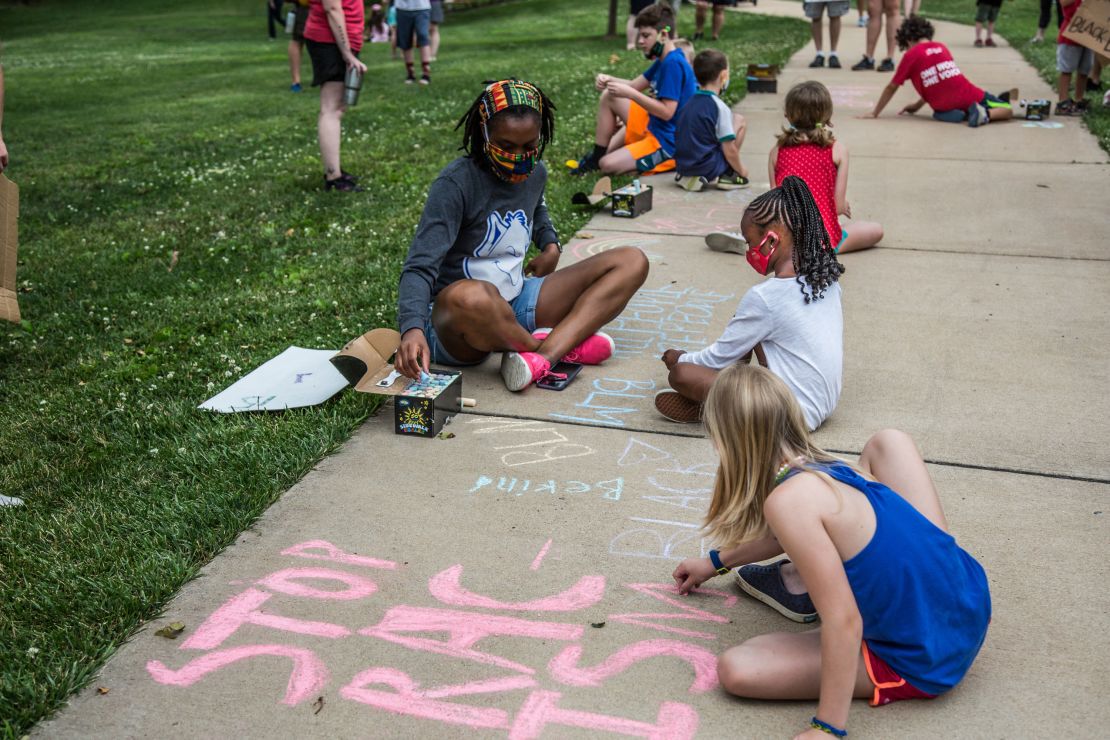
[455,79,557,163]
[745,175,845,302]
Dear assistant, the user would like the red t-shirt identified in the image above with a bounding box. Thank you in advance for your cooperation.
[774,143,841,250]
[892,41,983,113]
[304,0,365,52]
[1059,0,1083,46]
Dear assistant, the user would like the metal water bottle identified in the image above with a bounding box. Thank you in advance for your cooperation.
[284,10,296,34]
[343,66,363,106]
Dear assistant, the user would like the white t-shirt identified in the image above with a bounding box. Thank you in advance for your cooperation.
[679,277,843,430]
[395,0,432,10]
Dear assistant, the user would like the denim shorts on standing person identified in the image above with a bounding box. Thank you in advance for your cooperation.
[396,8,431,49]
[424,277,545,365]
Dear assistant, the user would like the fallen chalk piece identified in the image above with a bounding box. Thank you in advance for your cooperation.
[460,397,477,408]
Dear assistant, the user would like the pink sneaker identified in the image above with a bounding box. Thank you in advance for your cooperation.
[500,351,562,392]
[532,328,615,365]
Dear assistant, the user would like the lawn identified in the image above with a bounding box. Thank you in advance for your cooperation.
[912,0,1110,152]
[0,0,809,733]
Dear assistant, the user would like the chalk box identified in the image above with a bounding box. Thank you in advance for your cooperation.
[330,328,463,438]
[393,371,462,437]
[746,64,778,94]
[1024,99,1051,121]
[610,183,653,218]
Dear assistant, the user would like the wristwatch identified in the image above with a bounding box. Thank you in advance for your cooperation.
[708,549,730,576]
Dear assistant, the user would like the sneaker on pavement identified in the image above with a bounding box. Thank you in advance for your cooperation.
[705,231,747,254]
[974,38,984,48]
[809,55,825,68]
[531,329,615,365]
[966,102,990,127]
[1056,99,1079,116]
[715,172,750,190]
[985,37,996,47]
[677,174,708,192]
[858,14,869,26]
[654,390,703,423]
[828,55,842,69]
[851,55,875,71]
[735,558,818,623]
[500,351,558,392]
[877,57,895,72]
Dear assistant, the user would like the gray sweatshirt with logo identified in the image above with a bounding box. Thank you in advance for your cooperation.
[397,156,559,336]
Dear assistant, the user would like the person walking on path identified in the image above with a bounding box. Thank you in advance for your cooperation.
[671,364,990,739]
[304,0,367,191]
[805,0,849,68]
[395,0,433,84]
[853,0,900,71]
[973,0,1002,47]
[396,79,649,391]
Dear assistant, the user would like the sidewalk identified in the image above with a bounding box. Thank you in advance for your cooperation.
[37,5,1110,738]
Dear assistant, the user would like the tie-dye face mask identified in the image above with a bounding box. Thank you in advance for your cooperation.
[484,139,539,183]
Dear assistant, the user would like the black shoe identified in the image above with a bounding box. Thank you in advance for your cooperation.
[877,57,895,72]
[828,55,842,69]
[735,558,818,623]
[569,151,601,177]
[419,74,430,85]
[1086,79,1103,92]
[851,55,875,71]
[809,54,825,68]
[324,174,364,192]
[693,31,704,41]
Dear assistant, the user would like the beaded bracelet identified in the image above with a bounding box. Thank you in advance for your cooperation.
[810,716,847,737]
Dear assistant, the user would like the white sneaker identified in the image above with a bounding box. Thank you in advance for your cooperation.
[858,14,869,26]
[705,231,747,254]
[676,175,707,192]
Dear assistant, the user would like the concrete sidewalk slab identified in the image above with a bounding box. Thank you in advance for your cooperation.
[37,415,1110,738]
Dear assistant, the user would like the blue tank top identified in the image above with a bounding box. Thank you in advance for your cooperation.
[795,462,991,696]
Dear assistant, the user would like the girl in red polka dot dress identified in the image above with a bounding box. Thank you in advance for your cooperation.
[769,81,884,255]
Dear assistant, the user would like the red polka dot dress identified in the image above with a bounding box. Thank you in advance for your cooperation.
[774,143,841,250]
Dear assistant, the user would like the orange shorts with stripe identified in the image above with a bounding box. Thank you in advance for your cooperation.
[623,101,675,174]
[862,642,936,706]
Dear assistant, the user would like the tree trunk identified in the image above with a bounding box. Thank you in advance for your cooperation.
[608,0,618,36]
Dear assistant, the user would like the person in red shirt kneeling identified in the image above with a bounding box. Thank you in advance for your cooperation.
[862,16,1015,127]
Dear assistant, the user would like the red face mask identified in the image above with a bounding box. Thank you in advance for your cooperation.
[746,231,780,275]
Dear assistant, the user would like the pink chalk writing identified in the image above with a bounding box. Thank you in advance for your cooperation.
[255,567,378,601]
[147,645,327,706]
[530,539,553,571]
[548,639,719,694]
[280,539,398,571]
[181,588,350,650]
[428,564,605,612]
[609,583,738,640]
[509,690,698,740]
[341,668,533,730]
[360,605,583,674]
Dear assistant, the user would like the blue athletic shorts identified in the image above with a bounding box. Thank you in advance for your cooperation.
[396,8,431,50]
[425,277,545,366]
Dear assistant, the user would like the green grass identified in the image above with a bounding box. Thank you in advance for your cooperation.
[915,0,1110,152]
[0,0,809,733]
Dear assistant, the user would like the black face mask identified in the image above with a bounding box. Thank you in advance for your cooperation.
[645,39,664,60]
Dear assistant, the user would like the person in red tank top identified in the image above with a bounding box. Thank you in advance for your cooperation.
[769,82,883,255]
[862,16,1015,127]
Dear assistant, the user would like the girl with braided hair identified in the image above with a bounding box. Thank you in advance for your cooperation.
[771,81,883,255]
[396,79,649,391]
[656,176,844,429]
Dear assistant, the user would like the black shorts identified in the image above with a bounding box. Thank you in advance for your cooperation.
[306,39,358,86]
[289,3,309,41]
[630,0,654,14]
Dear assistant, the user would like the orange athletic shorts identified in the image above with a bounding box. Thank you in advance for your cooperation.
[862,642,936,706]
[623,101,675,174]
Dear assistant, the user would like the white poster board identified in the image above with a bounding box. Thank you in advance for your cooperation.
[199,346,349,413]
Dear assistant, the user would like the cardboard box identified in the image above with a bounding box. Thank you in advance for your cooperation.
[329,328,463,438]
[610,183,653,218]
[0,175,19,324]
[1062,0,1110,55]
[1022,99,1052,121]
[746,63,778,94]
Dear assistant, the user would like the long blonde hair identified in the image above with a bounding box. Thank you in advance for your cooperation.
[776,80,836,149]
[702,364,841,546]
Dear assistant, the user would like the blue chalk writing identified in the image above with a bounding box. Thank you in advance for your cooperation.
[468,476,623,501]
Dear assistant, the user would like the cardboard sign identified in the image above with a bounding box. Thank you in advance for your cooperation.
[1062,0,1110,55]
[0,175,19,324]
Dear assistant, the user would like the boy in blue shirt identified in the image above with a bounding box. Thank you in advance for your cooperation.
[673,49,750,191]
[570,4,696,176]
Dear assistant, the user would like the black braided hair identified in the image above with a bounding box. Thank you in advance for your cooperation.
[455,79,557,166]
[745,175,845,303]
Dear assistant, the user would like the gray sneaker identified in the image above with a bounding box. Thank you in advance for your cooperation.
[705,231,747,254]
[676,175,708,192]
[735,558,818,623]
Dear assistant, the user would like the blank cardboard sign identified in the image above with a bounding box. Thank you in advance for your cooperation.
[0,175,18,323]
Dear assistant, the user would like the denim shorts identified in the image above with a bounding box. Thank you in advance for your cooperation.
[396,8,431,49]
[425,277,545,366]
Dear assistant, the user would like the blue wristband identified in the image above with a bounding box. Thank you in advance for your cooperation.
[810,717,847,737]
[708,549,730,575]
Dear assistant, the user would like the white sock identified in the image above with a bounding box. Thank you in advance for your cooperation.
[829,51,838,58]
[816,51,825,58]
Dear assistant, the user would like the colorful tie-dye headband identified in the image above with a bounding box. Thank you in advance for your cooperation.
[478,79,543,124]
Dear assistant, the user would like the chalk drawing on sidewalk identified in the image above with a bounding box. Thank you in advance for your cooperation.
[530,539,553,571]
[468,475,624,500]
[1022,121,1064,129]
[548,377,656,428]
[605,285,735,361]
[567,235,665,264]
[144,538,735,737]
[465,417,596,467]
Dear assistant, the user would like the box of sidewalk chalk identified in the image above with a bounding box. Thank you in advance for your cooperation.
[746,64,778,94]
[329,328,463,438]
[610,181,653,218]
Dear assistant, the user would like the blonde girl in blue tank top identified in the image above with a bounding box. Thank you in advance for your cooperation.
[672,364,990,738]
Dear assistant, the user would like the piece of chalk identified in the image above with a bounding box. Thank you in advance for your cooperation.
[565,159,579,169]
[419,370,431,383]
[460,397,477,408]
